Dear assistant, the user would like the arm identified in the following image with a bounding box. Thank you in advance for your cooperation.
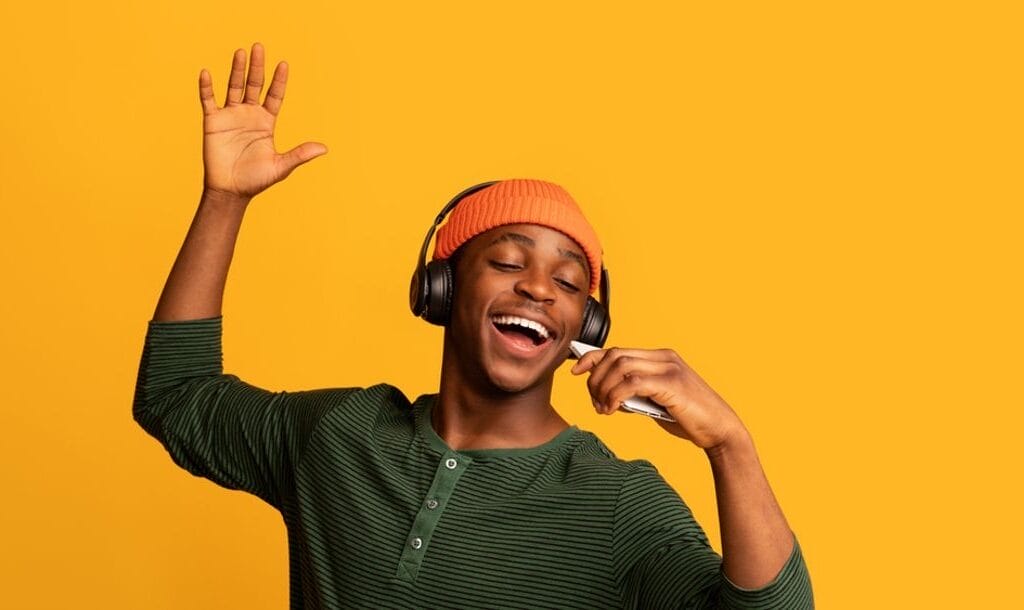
[573,348,814,606]
[154,41,326,322]
[135,44,341,508]
[153,190,248,321]
[613,462,812,609]
[134,316,355,508]
[706,429,795,590]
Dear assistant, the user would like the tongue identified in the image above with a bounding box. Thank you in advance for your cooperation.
[499,328,537,349]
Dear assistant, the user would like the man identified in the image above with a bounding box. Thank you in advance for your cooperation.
[134,42,813,608]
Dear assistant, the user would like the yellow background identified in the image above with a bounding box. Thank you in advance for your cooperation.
[1,1,1020,608]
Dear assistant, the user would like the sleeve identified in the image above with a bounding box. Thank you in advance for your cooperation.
[613,462,814,609]
[132,315,359,510]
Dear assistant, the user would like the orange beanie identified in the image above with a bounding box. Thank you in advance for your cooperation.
[431,179,603,293]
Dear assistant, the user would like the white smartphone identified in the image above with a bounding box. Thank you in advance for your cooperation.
[569,341,677,423]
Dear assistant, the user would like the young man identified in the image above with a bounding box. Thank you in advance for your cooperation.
[134,43,813,609]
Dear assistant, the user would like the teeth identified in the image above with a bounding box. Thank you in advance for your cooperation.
[492,315,550,340]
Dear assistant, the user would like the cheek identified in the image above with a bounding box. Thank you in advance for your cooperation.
[449,292,475,331]
[563,300,589,337]
[449,279,489,328]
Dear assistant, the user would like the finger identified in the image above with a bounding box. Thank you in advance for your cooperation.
[592,359,678,412]
[243,42,265,104]
[595,347,680,363]
[198,69,218,115]
[575,347,678,375]
[226,48,246,105]
[600,374,647,415]
[276,141,328,180]
[585,348,678,402]
[263,61,288,116]
[603,373,674,416]
[570,349,606,375]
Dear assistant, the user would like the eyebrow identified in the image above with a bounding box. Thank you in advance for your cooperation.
[488,232,589,274]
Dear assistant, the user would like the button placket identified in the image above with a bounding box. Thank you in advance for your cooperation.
[395,451,472,583]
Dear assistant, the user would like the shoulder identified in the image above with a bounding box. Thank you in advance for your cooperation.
[294,383,418,455]
[564,429,662,486]
[277,382,409,417]
[316,382,414,423]
[336,382,412,407]
[566,430,689,513]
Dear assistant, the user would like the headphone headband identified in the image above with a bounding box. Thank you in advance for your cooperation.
[414,181,499,278]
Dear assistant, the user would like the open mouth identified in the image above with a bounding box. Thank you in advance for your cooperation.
[491,314,555,353]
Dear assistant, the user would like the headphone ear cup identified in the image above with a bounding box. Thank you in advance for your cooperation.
[577,296,611,349]
[422,259,454,326]
[409,266,429,318]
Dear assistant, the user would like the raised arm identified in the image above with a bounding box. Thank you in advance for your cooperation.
[153,42,327,321]
[134,44,346,511]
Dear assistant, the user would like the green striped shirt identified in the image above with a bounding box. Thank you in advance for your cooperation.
[133,316,812,609]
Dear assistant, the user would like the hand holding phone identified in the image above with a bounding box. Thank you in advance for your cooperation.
[569,341,677,423]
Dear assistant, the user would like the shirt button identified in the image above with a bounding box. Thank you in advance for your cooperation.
[411,537,423,549]
[426,499,439,510]
[445,458,458,469]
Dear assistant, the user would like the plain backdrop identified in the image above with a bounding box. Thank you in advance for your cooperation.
[1,1,1020,608]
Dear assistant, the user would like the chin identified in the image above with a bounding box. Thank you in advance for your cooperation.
[478,345,561,395]
[484,366,544,394]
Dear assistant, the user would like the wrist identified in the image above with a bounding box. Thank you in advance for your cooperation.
[704,425,754,462]
[201,187,252,210]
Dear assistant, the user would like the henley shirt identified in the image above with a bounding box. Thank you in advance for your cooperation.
[133,316,813,609]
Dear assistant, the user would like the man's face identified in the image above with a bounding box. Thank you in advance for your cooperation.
[446,223,592,394]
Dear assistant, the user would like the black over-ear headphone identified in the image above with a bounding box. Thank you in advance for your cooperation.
[409,181,612,354]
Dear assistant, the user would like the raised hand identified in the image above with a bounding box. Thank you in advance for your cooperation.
[198,42,327,201]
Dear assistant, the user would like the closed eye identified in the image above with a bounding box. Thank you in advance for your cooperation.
[556,278,580,292]
[491,261,580,293]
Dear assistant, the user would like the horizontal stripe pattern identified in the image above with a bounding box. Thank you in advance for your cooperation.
[134,316,813,608]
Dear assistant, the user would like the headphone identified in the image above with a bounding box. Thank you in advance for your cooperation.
[409,181,611,355]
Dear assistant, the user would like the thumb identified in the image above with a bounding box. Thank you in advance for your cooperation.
[277,141,328,179]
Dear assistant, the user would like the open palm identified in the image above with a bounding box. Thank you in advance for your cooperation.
[199,43,326,199]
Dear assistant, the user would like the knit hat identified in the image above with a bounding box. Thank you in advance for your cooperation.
[431,179,603,293]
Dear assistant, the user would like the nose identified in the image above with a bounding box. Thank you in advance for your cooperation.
[514,267,556,304]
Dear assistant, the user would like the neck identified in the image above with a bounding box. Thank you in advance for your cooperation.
[434,334,570,451]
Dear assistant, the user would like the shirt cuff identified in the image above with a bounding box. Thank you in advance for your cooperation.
[140,315,225,390]
[718,535,814,609]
